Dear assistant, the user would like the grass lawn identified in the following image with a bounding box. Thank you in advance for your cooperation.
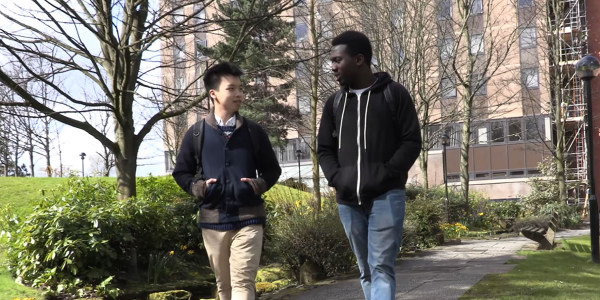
[0,240,45,300]
[461,235,600,299]
[0,177,116,215]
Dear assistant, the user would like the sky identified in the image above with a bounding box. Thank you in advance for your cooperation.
[0,0,167,177]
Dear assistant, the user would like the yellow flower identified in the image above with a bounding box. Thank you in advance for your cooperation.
[188,250,195,255]
[181,245,188,250]
[479,212,484,216]
[169,251,175,256]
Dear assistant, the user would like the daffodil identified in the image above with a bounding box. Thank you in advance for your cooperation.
[188,250,195,255]
[169,251,175,256]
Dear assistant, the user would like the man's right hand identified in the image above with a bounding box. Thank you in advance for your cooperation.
[192,178,216,199]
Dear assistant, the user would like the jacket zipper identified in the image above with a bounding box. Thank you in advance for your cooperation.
[356,93,362,205]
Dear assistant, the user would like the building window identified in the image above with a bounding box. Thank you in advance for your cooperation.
[196,39,207,60]
[165,151,175,172]
[438,0,452,20]
[441,77,456,98]
[508,119,523,141]
[317,12,333,38]
[518,0,534,7]
[491,121,505,143]
[296,22,308,42]
[174,40,185,62]
[175,77,185,94]
[470,73,487,95]
[525,117,542,140]
[522,68,539,88]
[444,125,461,147]
[440,37,454,60]
[492,171,507,178]
[173,7,184,24]
[194,4,206,24]
[470,34,484,55]
[471,0,483,14]
[297,95,311,115]
[275,138,310,163]
[520,28,537,49]
[392,8,404,27]
[476,125,488,144]
[428,124,442,149]
[322,60,333,74]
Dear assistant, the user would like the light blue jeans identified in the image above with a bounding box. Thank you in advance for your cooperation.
[338,189,406,300]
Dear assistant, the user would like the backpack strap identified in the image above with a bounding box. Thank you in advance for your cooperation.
[331,89,344,138]
[192,119,205,178]
[383,83,398,123]
[244,118,262,174]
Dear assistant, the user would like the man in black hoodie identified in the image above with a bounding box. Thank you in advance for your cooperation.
[317,31,422,300]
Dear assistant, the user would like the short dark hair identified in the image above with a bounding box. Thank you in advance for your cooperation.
[203,62,244,91]
[331,31,373,66]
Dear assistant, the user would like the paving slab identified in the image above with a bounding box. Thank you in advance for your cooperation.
[265,229,589,300]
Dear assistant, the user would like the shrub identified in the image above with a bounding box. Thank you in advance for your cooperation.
[404,194,444,249]
[538,203,581,229]
[489,200,522,220]
[440,222,468,240]
[277,178,309,191]
[267,201,355,280]
[0,176,203,297]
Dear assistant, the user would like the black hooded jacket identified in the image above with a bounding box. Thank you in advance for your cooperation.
[317,72,422,206]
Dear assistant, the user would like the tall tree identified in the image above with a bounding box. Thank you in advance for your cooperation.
[520,0,586,203]
[201,0,301,144]
[439,0,522,210]
[355,0,450,189]
[0,0,297,198]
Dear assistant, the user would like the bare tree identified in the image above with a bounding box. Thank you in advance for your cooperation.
[0,0,298,198]
[437,0,522,209]
[354,0,453,189]
[516,0,587,203]
[292,0,349,210]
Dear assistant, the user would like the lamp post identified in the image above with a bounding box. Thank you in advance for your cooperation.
[575,55,600,263]
[80,152,86,177]
[440,133,451,223]
[296,149,302,183]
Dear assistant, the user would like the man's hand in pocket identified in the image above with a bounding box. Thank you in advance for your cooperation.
[241,178,267,195]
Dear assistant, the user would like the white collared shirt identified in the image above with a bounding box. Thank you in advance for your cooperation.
[215,113,236,126]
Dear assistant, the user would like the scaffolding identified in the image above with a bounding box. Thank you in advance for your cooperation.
[554,0,587,204]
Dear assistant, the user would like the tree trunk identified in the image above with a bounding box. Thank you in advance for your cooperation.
[114,114,138,199]
[460,113,472,214]
[28,146,34,177]
[28,131,34,177]
[420,126,429,189]
[115,151,138,199]
[308,0,321,212]
[14,135,19,177]
[555,99,567,203]
[44,117,52,177]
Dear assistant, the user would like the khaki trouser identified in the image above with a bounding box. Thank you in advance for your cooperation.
[201,224,264,300]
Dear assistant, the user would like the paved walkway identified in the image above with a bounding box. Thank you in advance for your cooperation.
[272,229,589,300]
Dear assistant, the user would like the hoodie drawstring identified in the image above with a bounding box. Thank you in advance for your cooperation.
[364,90,372,150]
[338,92,348,151]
